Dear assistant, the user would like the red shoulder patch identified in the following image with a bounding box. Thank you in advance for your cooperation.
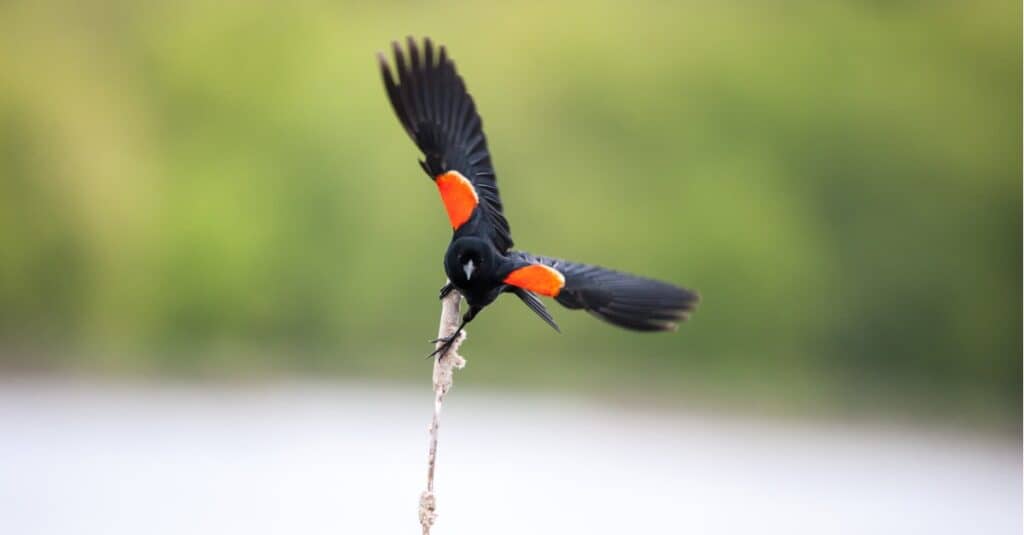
[435,171,478,229]
[503,264,565,297]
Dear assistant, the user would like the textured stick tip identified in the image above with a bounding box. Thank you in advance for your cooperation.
[419,491,437,531]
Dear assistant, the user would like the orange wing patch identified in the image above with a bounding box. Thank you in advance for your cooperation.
[435,171,479,229]
[503,264,566,297]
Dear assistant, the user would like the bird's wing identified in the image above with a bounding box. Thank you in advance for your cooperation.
[379,37,513,252]
[504,252,699,332]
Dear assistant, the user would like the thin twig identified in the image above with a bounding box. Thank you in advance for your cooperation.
[419,284,466,534]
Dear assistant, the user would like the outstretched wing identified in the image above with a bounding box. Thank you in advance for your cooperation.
[504,251,699,332]
[378,37,513,252]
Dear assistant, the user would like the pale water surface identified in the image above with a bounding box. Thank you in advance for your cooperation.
[0,380,1018,534]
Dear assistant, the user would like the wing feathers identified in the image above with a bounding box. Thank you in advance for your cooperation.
[379,37,513,251]
[503,263,566,297]
[509,252,699,332]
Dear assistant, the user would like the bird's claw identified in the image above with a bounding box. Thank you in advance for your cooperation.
[427,333,459,359]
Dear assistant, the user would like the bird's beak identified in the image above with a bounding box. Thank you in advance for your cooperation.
[463,260,475,280]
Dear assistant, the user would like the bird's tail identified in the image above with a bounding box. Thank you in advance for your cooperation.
[505,252,699,332]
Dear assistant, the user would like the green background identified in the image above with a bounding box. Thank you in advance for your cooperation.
[0,1,1019,428]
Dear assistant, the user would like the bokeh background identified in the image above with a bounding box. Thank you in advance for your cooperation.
[0,1,1020,533]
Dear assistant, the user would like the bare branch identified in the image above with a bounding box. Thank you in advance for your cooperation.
[419,283,466,534]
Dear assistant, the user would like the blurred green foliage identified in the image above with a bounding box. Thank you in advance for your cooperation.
[0,1,1019,425]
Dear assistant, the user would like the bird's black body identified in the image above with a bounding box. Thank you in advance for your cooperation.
[443,237,503,313]
[378,37,699,356]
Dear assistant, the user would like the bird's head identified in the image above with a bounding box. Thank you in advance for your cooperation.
[449,237,498,285]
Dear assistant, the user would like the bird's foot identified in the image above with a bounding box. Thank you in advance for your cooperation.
[438,283,455,300]
[428,331,462,359]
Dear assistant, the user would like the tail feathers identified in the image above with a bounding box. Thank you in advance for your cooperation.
[510,252,699,332]
[511,288,560,333]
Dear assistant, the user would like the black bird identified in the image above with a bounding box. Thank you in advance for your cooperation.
[378,37,699,357]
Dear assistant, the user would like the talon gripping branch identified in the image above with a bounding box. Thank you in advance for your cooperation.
[378,38,700,357]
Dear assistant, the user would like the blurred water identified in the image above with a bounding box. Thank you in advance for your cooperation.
[0,379,1018,534]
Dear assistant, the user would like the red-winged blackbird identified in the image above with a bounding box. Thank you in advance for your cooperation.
[378,37,699,357]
